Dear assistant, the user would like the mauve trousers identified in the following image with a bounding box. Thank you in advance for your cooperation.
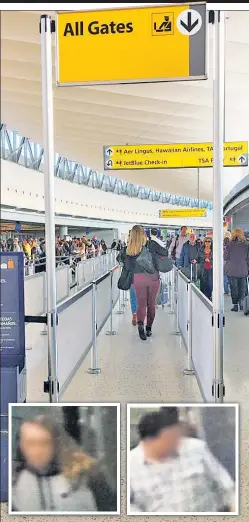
[133,273,160,327]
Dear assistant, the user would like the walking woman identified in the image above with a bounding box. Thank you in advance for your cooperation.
[124,225,168,340]
[197,237,213,300]
[224,228,249,312]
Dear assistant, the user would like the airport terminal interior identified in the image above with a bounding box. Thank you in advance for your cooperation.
[1,3,249,520]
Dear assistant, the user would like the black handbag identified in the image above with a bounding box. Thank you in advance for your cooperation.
[136,247,155,274]
[155,255,173,273]
[118,266,133,290]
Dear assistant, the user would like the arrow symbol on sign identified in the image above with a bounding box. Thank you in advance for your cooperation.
[106,148,113,156]
[180,11,199,33]
[238,155,246,164]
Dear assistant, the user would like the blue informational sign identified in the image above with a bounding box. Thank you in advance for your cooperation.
[0,253,26,502]
[0,252,25,368]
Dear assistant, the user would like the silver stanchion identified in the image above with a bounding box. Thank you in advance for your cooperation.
[92,256,96,280]
[88,283,101,375]
[174,270,181,335]
[116,289,124,315]
[125,291,129,302]
[121,290,126,308]
[41,281,48,336]
[212,10,225,403]
[184,283,195,375]
[40,15,59,402]
[106,271,116,336]
[169,269,175,314]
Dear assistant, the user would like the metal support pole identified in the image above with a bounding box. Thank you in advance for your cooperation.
[197,168,200,208]
[88,283,101,374]
[116,289,124,315]
[169,268,175,314]
[212,10,225,403]
[184,283,195,375]
[174,271,181,335]
[40,15,59,402]
[93,256,96,280]
[106,271,116,336]
[121,290,125,308]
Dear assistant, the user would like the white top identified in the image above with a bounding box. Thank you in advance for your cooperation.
[150,236,165,248]
[129,437,234,513]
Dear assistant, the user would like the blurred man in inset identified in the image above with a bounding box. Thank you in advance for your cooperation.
[129,408,235,513]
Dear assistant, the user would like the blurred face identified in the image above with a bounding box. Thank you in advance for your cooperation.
[189,233,196,244]
[19,422,54,470]
[153,424,182,458]
[204,239,212,247]
[181,227,187,236]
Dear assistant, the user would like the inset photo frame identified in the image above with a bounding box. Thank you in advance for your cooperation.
[127,403,239,516]
[8,403,120,515]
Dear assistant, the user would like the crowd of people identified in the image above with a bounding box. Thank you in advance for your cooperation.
[117,225,249,340]
[0,235,109,259]
[2,225,248,319]
[0,235,111,273]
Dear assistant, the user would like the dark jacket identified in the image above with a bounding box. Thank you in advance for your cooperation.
[124,242,168,276]
[179,241,200,268]
[197,247,213,277]
[224,239,249,278]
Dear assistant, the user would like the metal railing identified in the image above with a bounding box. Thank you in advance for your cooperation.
[24,251,121,398]
[24,251,117,316]
[169,267,221,403]
[0,124,213,209]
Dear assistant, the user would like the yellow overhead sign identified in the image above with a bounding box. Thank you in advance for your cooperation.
[56,4,207,86]
[103,142,248,170]
[159,209,207,218]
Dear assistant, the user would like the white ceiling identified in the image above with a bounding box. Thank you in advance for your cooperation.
[1,8,249,201]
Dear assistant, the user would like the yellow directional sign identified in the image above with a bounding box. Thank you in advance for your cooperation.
[103,141,248,170]
[56,4,207,86]
[159,209,207,218]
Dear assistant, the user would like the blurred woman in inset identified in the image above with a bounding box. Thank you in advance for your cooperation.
[12,415,116,513]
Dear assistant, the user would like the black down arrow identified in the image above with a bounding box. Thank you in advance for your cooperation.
[180,12,199,33]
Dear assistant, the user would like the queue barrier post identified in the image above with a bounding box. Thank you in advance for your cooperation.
[183,283,195,376]
[116,288,124,315]
[106,270,116,336]
[169,268,175,315]
[174,270,181,335]
[88,282,101,375]
[121,290,126,308]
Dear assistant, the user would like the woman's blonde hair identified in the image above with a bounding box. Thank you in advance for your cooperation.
[126,225,147,256]
[231,228,245,242]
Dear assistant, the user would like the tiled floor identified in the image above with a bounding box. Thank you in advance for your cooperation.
[2,295,249,520]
